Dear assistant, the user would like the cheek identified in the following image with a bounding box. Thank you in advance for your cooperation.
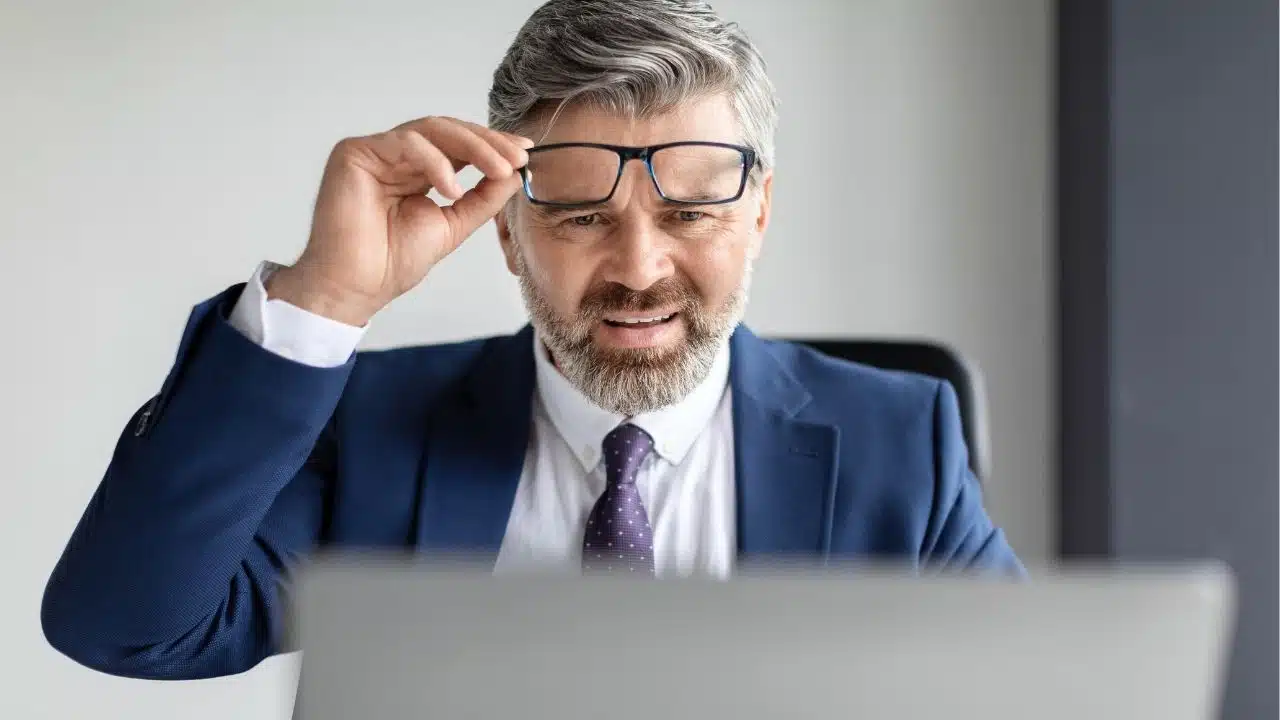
[521,234,598,312]
[678,228,752,300]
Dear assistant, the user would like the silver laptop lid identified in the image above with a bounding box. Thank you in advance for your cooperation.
[289,556,1234,720]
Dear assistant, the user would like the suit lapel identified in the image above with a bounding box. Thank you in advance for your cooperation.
[730,327,840,559]
[415,326,535,559]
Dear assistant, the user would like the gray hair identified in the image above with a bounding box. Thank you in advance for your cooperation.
[487,0,778,174]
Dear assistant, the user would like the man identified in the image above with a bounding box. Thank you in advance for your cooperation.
[41,0,1022,682]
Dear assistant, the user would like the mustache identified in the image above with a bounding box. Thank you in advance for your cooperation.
[577,279,699,318]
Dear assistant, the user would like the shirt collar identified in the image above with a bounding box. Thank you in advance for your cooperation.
[532,330,731,472]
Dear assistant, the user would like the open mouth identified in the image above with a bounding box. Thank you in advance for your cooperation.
[602,312,679,328]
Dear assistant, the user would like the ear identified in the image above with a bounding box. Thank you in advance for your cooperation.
[747,171,773,260]
[495,204,520,276]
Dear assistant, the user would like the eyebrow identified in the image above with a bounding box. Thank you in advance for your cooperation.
[671,193,724,204]
[529,196,728,219]
[532,203,609,219]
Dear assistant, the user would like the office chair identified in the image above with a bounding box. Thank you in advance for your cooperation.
[780,338,991,484]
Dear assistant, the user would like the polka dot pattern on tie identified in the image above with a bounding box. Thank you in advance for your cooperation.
[582,423,655,576]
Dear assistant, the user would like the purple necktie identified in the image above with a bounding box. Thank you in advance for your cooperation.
[582,423,656,575]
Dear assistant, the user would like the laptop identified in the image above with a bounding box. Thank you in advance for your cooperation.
[287,555,1235,720]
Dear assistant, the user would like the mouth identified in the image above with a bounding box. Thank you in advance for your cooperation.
[595,311,684,349]
[602,311,679,328]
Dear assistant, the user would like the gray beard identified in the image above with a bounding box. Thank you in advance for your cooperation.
[514,252,751,416]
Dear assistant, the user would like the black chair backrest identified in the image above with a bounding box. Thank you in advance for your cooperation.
[780,338,991,484]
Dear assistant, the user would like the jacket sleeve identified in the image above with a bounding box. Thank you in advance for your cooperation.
[41,285,354,679]
[919,380,1027,577]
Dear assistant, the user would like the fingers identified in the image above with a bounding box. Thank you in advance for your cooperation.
[364,130,463,199]
[453,119,535,167]
[398,116,533,177]
[441,172,524,240]
[355,116,532,201]
[339,116,534,203]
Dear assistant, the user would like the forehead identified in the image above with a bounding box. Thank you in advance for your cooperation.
[534,93,741,147]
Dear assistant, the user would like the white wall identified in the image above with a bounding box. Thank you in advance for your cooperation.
[0,0,1052,717]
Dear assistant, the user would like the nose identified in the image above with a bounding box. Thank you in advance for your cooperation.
[596,160,677,290]
[599,217,676,291]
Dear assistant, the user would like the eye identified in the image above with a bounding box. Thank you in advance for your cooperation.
[675,210,705,222]
[568,213,599,227]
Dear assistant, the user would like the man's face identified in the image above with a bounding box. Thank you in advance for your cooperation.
[497,94,773,416]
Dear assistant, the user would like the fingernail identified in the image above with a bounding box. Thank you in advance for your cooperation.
[517,136,536,149]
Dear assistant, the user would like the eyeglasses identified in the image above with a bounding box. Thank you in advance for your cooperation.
[519,141,758,208]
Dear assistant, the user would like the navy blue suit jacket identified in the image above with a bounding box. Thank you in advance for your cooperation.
[42,285,1022,680]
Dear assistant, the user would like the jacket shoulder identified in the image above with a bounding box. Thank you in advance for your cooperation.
[763,339,945,424]
[337,331,523,416]
[352,335,490,381]
[762,341,982,561]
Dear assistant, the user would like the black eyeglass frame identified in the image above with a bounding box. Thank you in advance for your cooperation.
[518,141,759,208]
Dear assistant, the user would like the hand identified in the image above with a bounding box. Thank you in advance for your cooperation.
[267,116,533,326]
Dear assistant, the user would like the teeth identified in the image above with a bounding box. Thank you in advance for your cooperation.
[612,314,674,324]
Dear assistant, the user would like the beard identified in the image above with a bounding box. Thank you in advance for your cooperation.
[514,251,752,417]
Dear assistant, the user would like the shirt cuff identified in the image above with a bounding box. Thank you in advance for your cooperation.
[226,261,367,368]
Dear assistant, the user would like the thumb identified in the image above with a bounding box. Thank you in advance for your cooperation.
[442,173,524,241]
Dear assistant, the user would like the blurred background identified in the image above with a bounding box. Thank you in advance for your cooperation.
[0,0,1273,718]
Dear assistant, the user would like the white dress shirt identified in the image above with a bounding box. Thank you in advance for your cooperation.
[228,263,737,578]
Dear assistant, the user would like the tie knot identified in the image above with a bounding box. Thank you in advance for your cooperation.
[602,423,653,486]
